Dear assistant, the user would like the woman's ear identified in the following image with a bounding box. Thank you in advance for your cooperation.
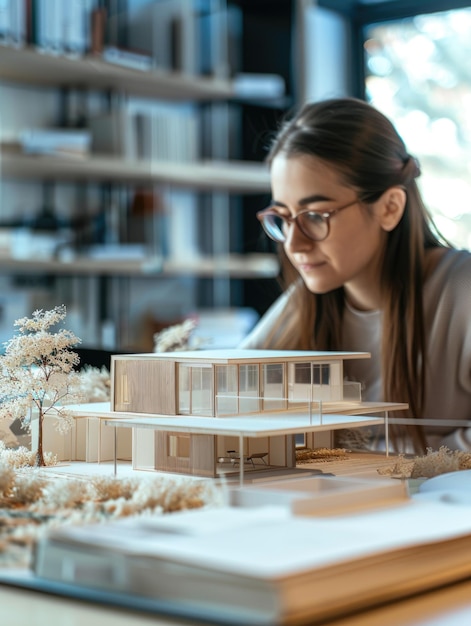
[375,186,406,232]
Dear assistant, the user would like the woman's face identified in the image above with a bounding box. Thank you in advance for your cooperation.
[270,153,389,310]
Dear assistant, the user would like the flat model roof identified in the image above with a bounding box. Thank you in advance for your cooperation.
[111,349,371,364]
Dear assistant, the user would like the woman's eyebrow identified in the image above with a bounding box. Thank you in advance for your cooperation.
[271,194,333,208]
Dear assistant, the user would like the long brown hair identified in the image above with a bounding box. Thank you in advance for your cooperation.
[264,98,450,453]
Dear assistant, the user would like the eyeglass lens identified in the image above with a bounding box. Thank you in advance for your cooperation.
[262,211,329,242]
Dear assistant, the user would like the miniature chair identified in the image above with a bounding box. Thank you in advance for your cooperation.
[247,452,268,466]
[226,450,269,468]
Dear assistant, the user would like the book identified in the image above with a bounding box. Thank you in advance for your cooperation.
[102,46,153,71]
[63,0,88,57]
[233,73,286,99]
[19,128,91,157]
[126,0,228,75]
[30,0,95,55]
[0,0,10,45]
[9,0,26,48]
[88,110,135,159]
[33,491,471,625]
[0,0,26,48]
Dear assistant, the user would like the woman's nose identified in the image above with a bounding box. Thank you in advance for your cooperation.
[284,221,313,253]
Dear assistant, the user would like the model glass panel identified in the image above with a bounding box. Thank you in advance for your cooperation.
[262,363,286,411]
[178,364,190,413]
[239,364,260,413]
[190,365,213,415]
[216,364,238,415]
[168,353,362,419]
[178,364,213,415]
[289,362,311,402]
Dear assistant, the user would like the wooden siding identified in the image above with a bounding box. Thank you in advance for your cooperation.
[113,358,176,415]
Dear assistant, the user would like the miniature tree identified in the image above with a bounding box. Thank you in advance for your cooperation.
[0,305,82,467]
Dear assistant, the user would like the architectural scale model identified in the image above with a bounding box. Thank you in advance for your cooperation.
[99,349,408,478]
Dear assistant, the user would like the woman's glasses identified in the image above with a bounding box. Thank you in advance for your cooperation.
[257,198,359,243]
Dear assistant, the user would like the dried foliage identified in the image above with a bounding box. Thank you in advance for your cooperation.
[0,464,223,568]
[336,428,374,450]
[377,446,471,479]
[0,441,57,469]
[153,318,206,352]
[66,365,111,404]
[296,447,348,463]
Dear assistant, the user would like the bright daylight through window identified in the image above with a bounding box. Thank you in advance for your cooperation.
[364,6,471,250]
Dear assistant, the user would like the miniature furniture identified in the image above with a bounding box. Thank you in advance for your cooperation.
[217,450,269,468]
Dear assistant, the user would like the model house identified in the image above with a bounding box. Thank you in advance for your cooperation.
[109,349,405,477]
[112,349,368,416]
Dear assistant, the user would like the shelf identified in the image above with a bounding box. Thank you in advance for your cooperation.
[0,46,235,101]
[0,145,271,193]
[0,253,279,278]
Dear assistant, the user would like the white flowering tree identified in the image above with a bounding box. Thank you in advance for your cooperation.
[0,305,82,467]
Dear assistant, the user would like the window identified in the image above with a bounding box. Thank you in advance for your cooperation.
[363,4,471,250]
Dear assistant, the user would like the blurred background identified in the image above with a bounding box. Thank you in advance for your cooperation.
[0,0,469,357]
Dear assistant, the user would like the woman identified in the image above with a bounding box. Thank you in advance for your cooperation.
[241,97,471,453]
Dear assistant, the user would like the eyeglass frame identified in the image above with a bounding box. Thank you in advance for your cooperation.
[256,198,360,243]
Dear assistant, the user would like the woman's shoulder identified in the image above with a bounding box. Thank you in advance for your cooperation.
[426,247,471,288]
[238,283,299,348]
[424,248,471,319]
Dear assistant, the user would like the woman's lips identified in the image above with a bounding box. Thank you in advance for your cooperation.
[298,261,327,271]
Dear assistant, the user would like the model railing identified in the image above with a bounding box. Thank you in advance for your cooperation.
[214,393,323,422]
[214,381,362,418]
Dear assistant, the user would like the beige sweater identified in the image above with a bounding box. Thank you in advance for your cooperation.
[240,249,471,449]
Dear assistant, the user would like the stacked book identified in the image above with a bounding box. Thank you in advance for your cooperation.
[14,471,471,625]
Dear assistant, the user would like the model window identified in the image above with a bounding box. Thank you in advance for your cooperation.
[239,364,260,413]
[294,363,311,384]
[168,435,190,458]
[263,363,285,410]
[178,364,190,413]
[239,363,258,390]
[191,366,213,415]
[264,363,283,384]
[215,365,238,415]
[313,364,330,385]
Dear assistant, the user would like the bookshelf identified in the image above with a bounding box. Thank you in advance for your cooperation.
[0,45,236,101]
[0,1,282,350]
[0,253,278,278]
[0,143,270,192]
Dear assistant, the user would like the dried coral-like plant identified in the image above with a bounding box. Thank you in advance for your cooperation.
[154,318,206,353]
[0,441,56,469]
[67,365,110,404]
[0,465,223,569]
[0,305,82,467]
[377,446,471,479]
